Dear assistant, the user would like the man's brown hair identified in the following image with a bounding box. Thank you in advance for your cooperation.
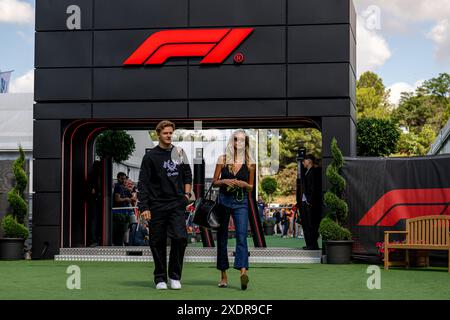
[155,120,175,134]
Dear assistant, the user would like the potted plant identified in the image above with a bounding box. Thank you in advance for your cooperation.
[262,219,275,236]
[0,147,30,260]
[319,138,353,264]
[261,177,277,203]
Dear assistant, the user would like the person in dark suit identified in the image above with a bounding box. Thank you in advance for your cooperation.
[301,154,322,250]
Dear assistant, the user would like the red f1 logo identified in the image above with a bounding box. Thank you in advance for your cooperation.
[123,28,254,65]
[358,188,450,227]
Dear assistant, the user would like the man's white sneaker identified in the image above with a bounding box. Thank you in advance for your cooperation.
[169,279,182,290]
[156,282,168,290]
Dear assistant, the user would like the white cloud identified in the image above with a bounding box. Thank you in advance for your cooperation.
[355,0,450,25]
[10,70,34,93]
[427,19,450,64]
[0,0,33,24]
[387,80,424,105]
[357,17,392,76]
[356,1,450,66]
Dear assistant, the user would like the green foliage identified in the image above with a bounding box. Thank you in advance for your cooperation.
[273,163,297,196]
[261,177,278,197]
[96,130,136,164]
[5,147,28,226]
[1,215,29,240]
[263,219,275,226]
[392,92,436,132]
[357,118,400,157]
[319,216,352,242]
[279,128,321,169]
[357,71,386,97]
[357,71,392,119]
[422,73,450,99]
[319,138,351,241]
[396,125,436,156]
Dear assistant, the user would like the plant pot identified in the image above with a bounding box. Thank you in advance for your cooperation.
[0,238,25,260]
[324,240,354,264]
[263,224,275,236]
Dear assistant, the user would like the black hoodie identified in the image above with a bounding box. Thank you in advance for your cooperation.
[137,145,192,212]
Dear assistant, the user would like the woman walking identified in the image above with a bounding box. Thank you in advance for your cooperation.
[212,129,255,290]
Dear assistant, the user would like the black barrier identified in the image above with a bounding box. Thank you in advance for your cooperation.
[343,155,450,258]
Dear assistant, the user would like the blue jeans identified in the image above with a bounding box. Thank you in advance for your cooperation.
[216,192,249,271]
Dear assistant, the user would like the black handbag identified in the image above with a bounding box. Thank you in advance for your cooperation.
[192,185,221,230]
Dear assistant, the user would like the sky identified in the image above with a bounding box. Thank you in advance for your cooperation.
[1,0,450,105]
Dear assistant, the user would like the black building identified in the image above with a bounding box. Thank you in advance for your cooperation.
[33,0,357,258]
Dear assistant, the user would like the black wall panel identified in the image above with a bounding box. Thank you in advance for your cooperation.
[31,226,60,259]
[190,0,286,26]
[33,193,61,226]
[322,116,356,157]
[34,103,92,120]
[288,0,350,25]
[36,0,93,31]
[34,69,92,101]
[189,65,285,99]
[190,100,286,118]
[93,102,188,118]
[93,67,188,100]
[33,159,61,192]
[35,32,92,68]
[288,99,352,117]
[288,63,350,98]
[94,0,188,29]
[33,120,61,158]
[288,25,350,64]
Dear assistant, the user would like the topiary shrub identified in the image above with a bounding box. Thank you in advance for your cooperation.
[1,215,29,239]
[319,138,352,241]
[261,176,278,202]
[1,146,29,239]
[95,130,136,164]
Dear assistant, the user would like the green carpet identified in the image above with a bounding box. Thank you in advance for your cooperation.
[0,261,449,300]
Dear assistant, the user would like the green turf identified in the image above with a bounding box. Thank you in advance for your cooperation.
[187,235,310,248]
[0,260,449,300]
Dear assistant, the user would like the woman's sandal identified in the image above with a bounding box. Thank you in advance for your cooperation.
[240,274,249,291]
[218,281,228,288]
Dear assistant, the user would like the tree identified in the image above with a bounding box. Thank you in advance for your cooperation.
[96,130,136,163]
[273,163,297,196]
[279,128,321,169]
[396,125,436,156]
[357,71,392,119]
[261,177,278,203]
[1,146,29,239]
[392,91,435,133]
[319,138,351,241]
[357,118,400,157]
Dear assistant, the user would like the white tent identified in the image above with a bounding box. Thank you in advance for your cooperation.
[0,93,33,154]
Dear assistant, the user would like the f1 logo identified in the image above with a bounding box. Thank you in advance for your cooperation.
[124,28,254,65]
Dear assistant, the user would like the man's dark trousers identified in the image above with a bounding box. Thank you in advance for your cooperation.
[148,200,188,284]
[301,201,319,249]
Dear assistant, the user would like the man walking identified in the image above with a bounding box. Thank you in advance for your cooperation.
[138,120,192,290]
[301,154,322,250]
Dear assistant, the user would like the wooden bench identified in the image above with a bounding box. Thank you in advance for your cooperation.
[384,215,450,273]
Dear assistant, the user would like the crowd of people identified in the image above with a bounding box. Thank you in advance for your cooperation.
[269,206,304,239]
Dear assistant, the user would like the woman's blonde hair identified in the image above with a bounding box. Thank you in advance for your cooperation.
[224,129,255,171]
